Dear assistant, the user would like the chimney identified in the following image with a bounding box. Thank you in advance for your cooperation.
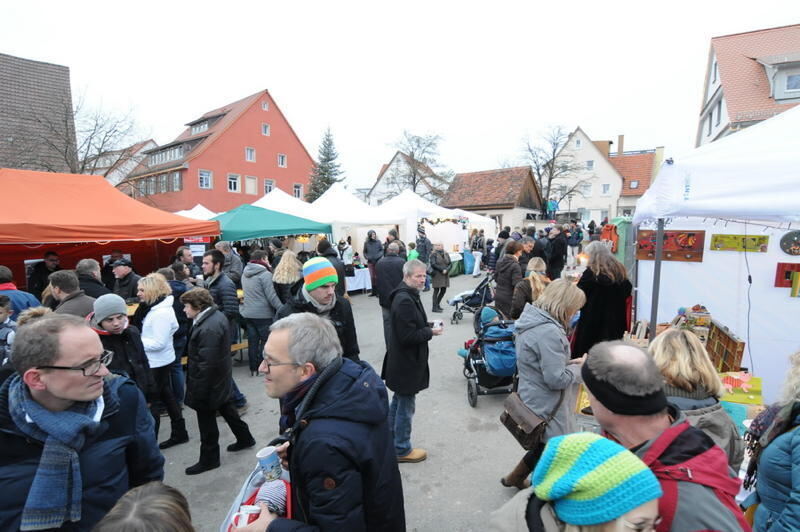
[617,134,625,156]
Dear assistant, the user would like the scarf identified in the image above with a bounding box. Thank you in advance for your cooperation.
[279,374,319,433]
[131,295,166,330]
[743,401,799,489]
[7,374,103,530]
[251,259,272,272]
[301,286,336,316]
[0,282,17,290]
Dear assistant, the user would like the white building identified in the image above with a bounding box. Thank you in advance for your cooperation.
[366,151,442,206]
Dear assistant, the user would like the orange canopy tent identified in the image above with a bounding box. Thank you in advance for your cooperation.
[0,168,220,289]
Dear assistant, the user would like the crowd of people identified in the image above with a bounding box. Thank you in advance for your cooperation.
[0,219,797,531]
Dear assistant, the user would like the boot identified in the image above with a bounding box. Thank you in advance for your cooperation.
[159,418,189,449]
[185,461,220,475]
[500,459,533,490]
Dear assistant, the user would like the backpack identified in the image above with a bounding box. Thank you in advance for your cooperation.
[0,321,16,363]
[640,421,751,532]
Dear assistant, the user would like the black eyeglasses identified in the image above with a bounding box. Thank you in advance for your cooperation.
[37,350,114,377]
[261,357,300,373]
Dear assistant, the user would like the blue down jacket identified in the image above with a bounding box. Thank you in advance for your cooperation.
[0,374,164,531]
[753,411,800,531]
[268,359,405,532]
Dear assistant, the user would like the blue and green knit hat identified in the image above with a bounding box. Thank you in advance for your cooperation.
[302,257,338,291]
[532,432,662,526]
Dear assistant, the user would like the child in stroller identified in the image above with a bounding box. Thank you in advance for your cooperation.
[458,306,516,407]
[447,273,494,324]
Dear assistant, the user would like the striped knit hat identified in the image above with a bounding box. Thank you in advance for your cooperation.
[532,432,662,526]
[303,257,338,291]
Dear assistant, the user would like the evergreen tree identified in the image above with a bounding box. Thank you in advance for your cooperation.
[305,128,344,202]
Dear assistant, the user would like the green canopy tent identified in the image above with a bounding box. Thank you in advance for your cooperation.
[212,204,332,241]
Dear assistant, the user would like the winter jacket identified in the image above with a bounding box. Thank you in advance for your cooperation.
[567,228,583,246]
[271,249,286,271]
[515,305,580,440]
[91,320,157,402]
[494,254,522,318]
[26,261,60,301]
[184,307,233,411]
[113,271,141,302]
[415,236,432,263]
[338,244,354,265]
[222,251,244,287]
[54,290,96,318]
[510,278,544,321]
[78,274,111,299]
[470,234,486,253]
[489,488,562,532]
[268,359,405,532]
[381,283,432,395]
[383,239,407,259]
[140,295,178,369]
[274,290,360,361]
[206,273,240,319]
[0,320,16,364]
[572,268,632,358]
[167,279,190,345]
[0,284,40,321]
[375,255,406,308]
[363,238,384,265]
[546,234,567,275]
[663,384,744,471]
[0,374,164,532]
[429,249,451,288]
[321,247,347,297]
[487,243,500,271]
[751,410,800,532]
[241,262,283,320]
[274,279,303,306]
[634,407,750,532]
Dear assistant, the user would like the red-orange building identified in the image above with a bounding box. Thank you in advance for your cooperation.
[123,90,314,213]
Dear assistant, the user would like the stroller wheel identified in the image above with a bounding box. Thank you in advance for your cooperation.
[456,311,463,321]
[451,311,459,324]
[467,378,478,407]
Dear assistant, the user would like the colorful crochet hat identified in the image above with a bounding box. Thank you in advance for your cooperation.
[532,432,662,526]
[302,257,338,291]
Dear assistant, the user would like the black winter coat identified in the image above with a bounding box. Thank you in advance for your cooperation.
[274,279,303,305]
[415,236,432,264]
[94,324,157,402]
[381,284,432,395]
[27,261,60,301]
[363,238,384,264]
[78,274,111,299]
[382,239,407,259]
[0,374,164,531]
[321,247,347,297]
[494,254,522,318]
[184,307,233,411]
[206,273,239,318]
[270,359,405,532]
[114,272,141,302]
[375,255,405,308]
[274,291,360,361]
[547,234,567,270]
[572,268,632,358]
[167,280,190,342]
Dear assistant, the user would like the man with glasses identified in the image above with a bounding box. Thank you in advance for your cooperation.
[0,314,163,531]
[180,287,254,475]
[27,250,61,300]
[243,312,404,530]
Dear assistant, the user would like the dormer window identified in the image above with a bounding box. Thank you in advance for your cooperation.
[191,122,208,135]
[630,180,639,189]
[149,145,183,166]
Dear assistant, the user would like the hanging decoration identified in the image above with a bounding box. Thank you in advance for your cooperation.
[709,234,768,252]
[419,215,469,226]
[636,230,705,262]
[779,230,800,256]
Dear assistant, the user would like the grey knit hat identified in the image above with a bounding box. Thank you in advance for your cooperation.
[92,294,127,326]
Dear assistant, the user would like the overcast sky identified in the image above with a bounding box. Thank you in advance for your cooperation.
[3,1,798,189]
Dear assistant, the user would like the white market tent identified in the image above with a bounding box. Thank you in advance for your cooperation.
[251,188,330,223]
[173,204,218,220]
[634,104,800,402]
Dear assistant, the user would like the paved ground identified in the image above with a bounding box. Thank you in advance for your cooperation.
[163,273,524,531]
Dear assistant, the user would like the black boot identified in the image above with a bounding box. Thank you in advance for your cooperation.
[185,461,220,475]
[159,418,189,449]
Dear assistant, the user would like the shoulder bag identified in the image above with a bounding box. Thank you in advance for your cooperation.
[500,385,565,451]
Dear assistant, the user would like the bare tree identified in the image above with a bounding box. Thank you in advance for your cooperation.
[383,131,453,203]
[523,126,594,217]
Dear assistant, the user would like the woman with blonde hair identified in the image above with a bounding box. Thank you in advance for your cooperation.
[93,481,194,532]
[137,273,188,449]
[649,328,743,469]
[500,279,586,489]
[272,250,304,305]
[571,240,632,358]
[510,257,549,320]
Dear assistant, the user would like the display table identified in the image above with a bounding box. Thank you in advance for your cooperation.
[448,252,464,277]
[346,267,372,293]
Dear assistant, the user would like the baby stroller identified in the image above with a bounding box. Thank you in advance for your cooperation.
[460,307,516,407]
[447,273,494,325]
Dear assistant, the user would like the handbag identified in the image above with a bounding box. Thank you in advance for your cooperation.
[500,388,565,450]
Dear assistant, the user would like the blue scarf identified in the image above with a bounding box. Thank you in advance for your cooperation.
[7,374,102,531]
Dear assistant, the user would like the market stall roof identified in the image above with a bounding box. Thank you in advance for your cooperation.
[634,104,800,224]
[173,204,218,220]
[251,188,330,222]
[0,168,220,244]
[212,204,332,241]
[381,189,443,218]
[312,183,404,224]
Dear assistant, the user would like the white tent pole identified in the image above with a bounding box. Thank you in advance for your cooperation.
[648,218,665,340]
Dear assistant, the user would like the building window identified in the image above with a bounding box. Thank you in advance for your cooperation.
[712,61,718,83]
[575,139,582,148]
[245,175,257,195]
[581,182,592,196]
[147,177,156,196]
[293,184,303,198]
[199,169,213,189]
[158,174,168,193]
[149,145,182,166]
[264,179,274,194]
[787,74,800,92]
[171,171,182,192]
[227,174,241,193]
[559,185,568,197]
[629,180,639,189]
[585,160,594,170]
[262,101,269,111]
[278,154,287,168]
[601,184,610,196]
[245,147,256,162]
[600,209,609,221]
[715,100,722,126]
[191,122,208,135]
[262,123,271,136]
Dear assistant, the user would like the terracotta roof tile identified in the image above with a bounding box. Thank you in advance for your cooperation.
[442,166,538,208]
[712,24,800,123]
[608,152,655,197]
